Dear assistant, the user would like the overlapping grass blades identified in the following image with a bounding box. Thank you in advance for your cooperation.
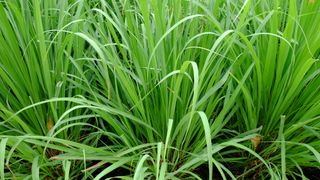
[0,0,319,179]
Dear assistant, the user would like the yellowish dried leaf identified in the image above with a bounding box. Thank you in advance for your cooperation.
[47,117,54,131]
[251,135,261,149]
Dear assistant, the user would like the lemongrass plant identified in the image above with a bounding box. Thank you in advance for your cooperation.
[0,0,319,179]
[229,0,320,177]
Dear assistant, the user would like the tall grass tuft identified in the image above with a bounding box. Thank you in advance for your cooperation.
[0,0,319,179]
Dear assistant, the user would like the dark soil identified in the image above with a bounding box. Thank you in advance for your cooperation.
[303,167,320,180]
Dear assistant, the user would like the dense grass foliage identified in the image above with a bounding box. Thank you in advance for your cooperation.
[0,0,319,179]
